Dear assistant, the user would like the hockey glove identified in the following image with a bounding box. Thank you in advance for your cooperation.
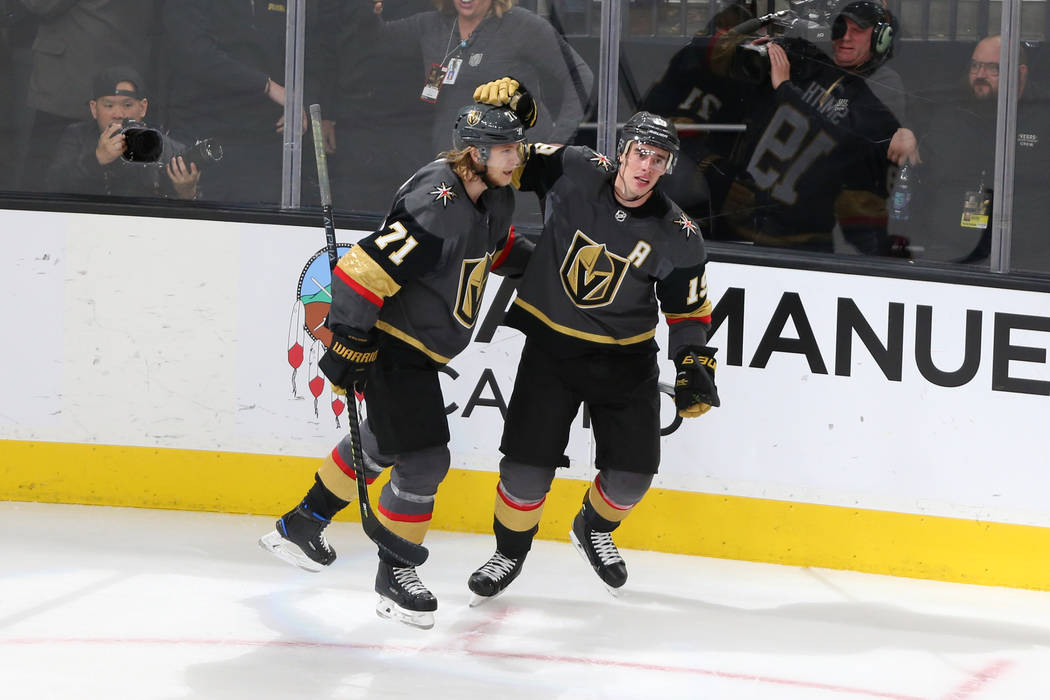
[674,347,721,418]
[318,329,378,394]
[473,76,538,128]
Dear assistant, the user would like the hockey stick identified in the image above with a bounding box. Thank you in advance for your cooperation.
[309,104,428,567]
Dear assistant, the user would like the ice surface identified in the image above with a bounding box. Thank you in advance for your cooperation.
[3,501,1050,699]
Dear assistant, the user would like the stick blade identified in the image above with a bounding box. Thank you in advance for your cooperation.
[360,500,429,567]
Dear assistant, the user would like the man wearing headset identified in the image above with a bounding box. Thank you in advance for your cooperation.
[719,0,902,255]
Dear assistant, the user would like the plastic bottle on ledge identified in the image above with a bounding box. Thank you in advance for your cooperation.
[890,163,913,222]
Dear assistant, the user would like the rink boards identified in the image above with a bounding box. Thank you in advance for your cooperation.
[2,209,1049,589]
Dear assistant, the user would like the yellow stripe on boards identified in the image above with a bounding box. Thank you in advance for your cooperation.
[3,439,1050,591]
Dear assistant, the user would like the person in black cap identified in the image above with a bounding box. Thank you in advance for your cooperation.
[45,66,200,199]
[695,0,903,255]
[17,0,156,191]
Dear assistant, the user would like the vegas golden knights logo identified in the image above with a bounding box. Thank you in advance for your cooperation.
[560,230,629,308]
[454,256,490,327]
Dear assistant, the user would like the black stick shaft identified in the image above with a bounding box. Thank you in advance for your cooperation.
[308,104,427,567]
[309,104,337,270]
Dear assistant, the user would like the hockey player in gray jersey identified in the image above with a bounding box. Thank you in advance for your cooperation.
[467,79,721,603]
[259,99,534,629]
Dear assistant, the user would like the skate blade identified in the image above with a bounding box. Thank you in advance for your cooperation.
[569,530,624,598]
[258,531,324,573]
[375,595,435,630]
[468,589,504,608]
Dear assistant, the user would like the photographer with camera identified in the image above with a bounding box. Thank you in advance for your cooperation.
[47,66,202,200]
[713,0,903,255]
[16,0,157,192]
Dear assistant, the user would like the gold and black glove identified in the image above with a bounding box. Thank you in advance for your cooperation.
[473,76,537,128]
[673,347,720,418]
[318,329,378,394]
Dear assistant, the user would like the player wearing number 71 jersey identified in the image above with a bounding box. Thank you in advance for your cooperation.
[260,100,534,630]
[467,78,721,603]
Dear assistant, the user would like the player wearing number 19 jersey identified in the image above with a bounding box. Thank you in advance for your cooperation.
[462,95,723,602]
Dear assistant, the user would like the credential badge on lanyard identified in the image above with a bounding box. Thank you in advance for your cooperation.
[443,57,462,84]
[421,63,446,103]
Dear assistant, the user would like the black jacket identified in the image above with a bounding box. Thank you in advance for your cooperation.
[161,0,321,141]
[46,120,188,198]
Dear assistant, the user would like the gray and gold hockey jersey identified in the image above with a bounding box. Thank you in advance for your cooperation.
[327,159,528,364]
[507,144,712,358]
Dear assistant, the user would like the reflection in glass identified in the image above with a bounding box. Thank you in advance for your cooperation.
[638,1,904,256]
[328,0,594,222]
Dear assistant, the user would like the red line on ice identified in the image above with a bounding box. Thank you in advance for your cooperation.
[3,636,925,699]
[939,659,1012,700]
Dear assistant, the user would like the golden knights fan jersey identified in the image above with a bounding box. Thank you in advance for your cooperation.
[507,144,713,358]
[327,159,525,364]
[730,63,900,252]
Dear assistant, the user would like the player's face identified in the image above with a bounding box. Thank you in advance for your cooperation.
[454,0,491,21]
[618,142,669,200]
[483,142,523,187]
[89,81,147,132]
[832,18,873,68]
[969,38,1000,100]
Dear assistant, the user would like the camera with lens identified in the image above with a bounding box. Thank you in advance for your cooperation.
[731,36,830,84]
[728,2,833,85]
[174,138,223,170]
[119,118,165,163]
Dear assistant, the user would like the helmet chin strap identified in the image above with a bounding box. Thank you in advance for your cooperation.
[478,163,500,189]
[471,149,499,189]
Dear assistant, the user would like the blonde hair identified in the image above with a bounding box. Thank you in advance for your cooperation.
[433,0,514,18]
[441,147,481,181]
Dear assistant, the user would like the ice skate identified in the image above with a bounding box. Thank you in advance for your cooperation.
[570,510,627,594]
[375,561,437,629]
[467,550,525,607]
[258,503,336,572]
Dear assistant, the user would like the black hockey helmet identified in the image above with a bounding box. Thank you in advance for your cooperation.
[831,0,895,66]
[617,111,681,173]
[452,103,525,164]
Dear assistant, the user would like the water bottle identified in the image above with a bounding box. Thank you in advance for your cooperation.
[890,164,912,221]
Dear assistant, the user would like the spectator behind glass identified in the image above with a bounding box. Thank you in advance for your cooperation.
[909,36,1050,274]
[702,1,901,255]
[639,1,761,230]
[314,0,432,212]
[640,1,911,247]
[46,66,200,199]
[18,0,156,192]
[359,0,594,166]
[160,0,320,205]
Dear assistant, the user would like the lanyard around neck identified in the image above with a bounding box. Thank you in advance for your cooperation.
[442,12,489,65]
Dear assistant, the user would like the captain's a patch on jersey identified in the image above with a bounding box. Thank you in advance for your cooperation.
[674,214,699,237]
[590,152,613,171]
[429,181,457,207]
